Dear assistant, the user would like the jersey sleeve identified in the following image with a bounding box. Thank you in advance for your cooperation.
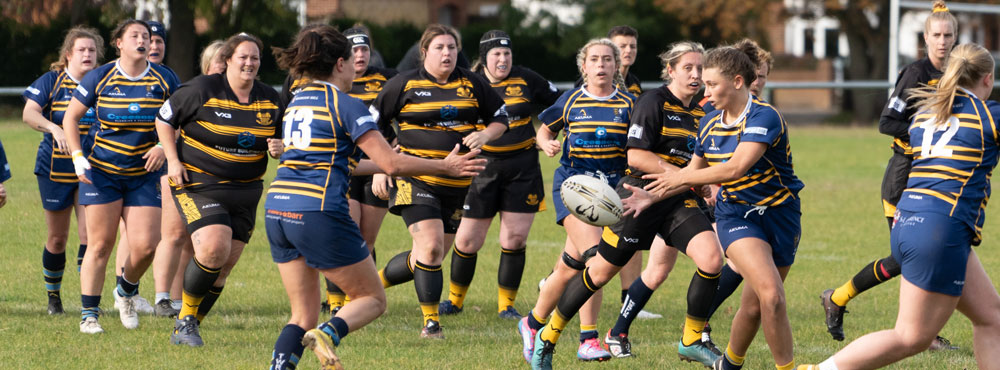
[539,90,572,132]
[523,67,561,108]
[987,100,1000,147]
[0,138,10,183]
[23,71,57,108]
[694,114,714,158]
[339,95,379,141]
[626,93,662,150]
[741,106,783,145]
[879,65,922,138]
[156,77,204,129]
[73,67,104,108]
[468,72,509,127]
[370,74,406,137]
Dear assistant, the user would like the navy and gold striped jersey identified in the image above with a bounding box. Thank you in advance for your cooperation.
[900,90,1000,244]
[349,66,398,105]
[156,74,282,189]
[265,81,379,212]
[539,87,635,174]
[880,58,942,155]
[626,85,705,174]
[73,60,180,176]
[695,95,803,206]
[0,138,10,183]
[371,67,508,189]
[24,70,99,182]
[478,66,561,157]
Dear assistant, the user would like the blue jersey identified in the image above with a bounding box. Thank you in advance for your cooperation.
[265,81,379,213]
[72,60,180,176]
[538,87,635,174]
[23,70,99,182]
[0,138,10,183]
[900,90,1000,244]
[695,95,803,207]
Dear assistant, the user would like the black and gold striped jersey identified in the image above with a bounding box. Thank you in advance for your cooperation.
[478,66,560,157]
[157,73,283,188]
[880,58,942,155]
[626,85,705,174]
[349,66,397,105]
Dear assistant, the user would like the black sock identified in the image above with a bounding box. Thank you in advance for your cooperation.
[381,251,414,286]
[325,278,344,294]
[76,244,87,271]
[180,258,221,318]
[707,264,743,319]
[498,248,525,291]
[611,277,655,336]
[271,324,306,370]
[414,261,443,303]
[196,285,224,322]
[851,255,901,294]
[43,247,66,298]
[687,268,721,320]
[553,267,602,327]
[450,247,477,287]
[620,289,628,304]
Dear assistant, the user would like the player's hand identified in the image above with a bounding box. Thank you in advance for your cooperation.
[267,138,284,159]
[539,139,561,157]
[372,173,392,200]
[71,150,92,184]
[462,131,490,150]
[0,183,7,208]
[621,183,654,217]
[50,126,68,154]
[442,144,486,177]
[144,146,166,172]
[642,162,681,197]
[704,184,719,207]
[166,159,188,187]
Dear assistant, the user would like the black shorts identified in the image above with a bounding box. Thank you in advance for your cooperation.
[597,176,714,266]
[881,151,913,218]
[348,174,389,208]
[172,184,262,243]
[389,177,467,234]
[463,150,546,218]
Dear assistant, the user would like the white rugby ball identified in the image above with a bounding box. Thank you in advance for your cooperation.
[560,174,624,227]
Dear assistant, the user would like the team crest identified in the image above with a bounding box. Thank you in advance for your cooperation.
[525,193,540,206]
[456,86,472,98]
[684,199,698,208]
[365,80,382,92]
[451,209,463,220]
[256,111,272,126]
[505,85,523,97]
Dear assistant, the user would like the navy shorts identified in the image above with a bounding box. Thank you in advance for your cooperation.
[36,176,78,211]
[78,169,161,207]
[551,166,622,225]
[266,209,370,270]
[715,199,801,267]
[891,210,972,296]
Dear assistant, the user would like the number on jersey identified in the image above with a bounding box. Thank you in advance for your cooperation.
[919,115,960,158]
[283,108,314,149]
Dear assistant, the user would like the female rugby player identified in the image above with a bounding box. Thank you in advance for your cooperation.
[519,38,634,364]
[437,29,560,320]
[22,26,103,315]
[265,25,486,369]
[799,43,1000,370]
[373,24,508,339]
[63,19,180,334]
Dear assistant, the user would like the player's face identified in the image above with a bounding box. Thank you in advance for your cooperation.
[749,63,769,97]
[423,34,458,79]
[117,23,150,61]
[702,67,743,111]
[924,20,955,63]
[148,35,165,64]
[667,51,702,98]
[226,41,260,85]
[486,47,512,81]
[352,45,370,75]
[584,44,616,89]
[612,35,637,68]
[68,37,98,74]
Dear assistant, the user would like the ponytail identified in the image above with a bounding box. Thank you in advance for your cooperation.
[908,44,993,126]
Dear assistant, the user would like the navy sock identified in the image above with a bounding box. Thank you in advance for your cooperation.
[580,330,598,342]
[43,248,66,298]
[707,264,743,320]
[527,310,545,331]
[81,294,101,319]
[117,275,139,297]
[271,324,306,370]
[318,317,349,345]
[76,244,87,271]
[611,277,655,336]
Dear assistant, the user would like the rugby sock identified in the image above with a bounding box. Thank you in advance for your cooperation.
[271,324,305,370]
[117,275,140,297]
[497,248,525,312]
[179,258,220,319]
[707,264,743,319]
[611,277,654,336]
[528,310,547,330]
[579,324,598,342]
[537,312,568,345]
[447,247,476,309]
[776,360,795,370]
[325,278,346,311]
[155,292,170,304]
[43,248,66,299]
[196,285,224,322]
[379,251,413,288]
[81,294,101,319]
[833,256,901,306]
[318,317,349,343]
[723,344,745,369]
[414,260,442,325]
[621,289,628,303]
[683,268,721,346]
[76,244,87,271]
[539,267,602,345]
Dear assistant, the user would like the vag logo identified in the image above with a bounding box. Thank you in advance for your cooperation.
[128,103,141,113]
[215,112,232,119]
[415,91,432,97]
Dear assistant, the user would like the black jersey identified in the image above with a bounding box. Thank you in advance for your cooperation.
[478,66,560,157]
[575,71,642,97]
[626,85,705,176]
[880,58,942,155]
[280,75,311,109]
[349,66,397,105]
[372,66,509,189]
[157,74,283,188]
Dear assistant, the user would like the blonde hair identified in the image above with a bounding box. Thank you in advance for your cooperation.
[51,26,105,72]
[199,40,224,75]
[908,44,993,126]
[926,0,958,36]
[577,38,624,89]
[659,41,704,82]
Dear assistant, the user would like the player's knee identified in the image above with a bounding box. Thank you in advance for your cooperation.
[895,331,935,354]
[502,232,528,250]
[46,234,69,251]
[587,262,617,286]
[756,290,787,316]
[641,267,670,289]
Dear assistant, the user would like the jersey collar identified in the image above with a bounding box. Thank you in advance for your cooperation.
[719,91,753,129]
[114,59,151,81]
[581,84,619,101]
[313,79,340,91]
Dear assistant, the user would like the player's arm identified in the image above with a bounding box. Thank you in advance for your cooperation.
[62,97,92,183]
[23,100,69,153]
[643,141,766,197]
[879,67,920,138]
[155,118,186,185]
[354,130,485,177]
[463,73,509,149]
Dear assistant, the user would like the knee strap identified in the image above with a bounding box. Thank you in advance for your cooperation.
[581,245,599,262]
[562,251,585,270]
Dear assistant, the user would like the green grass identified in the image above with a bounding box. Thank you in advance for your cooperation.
[0,120,995,369]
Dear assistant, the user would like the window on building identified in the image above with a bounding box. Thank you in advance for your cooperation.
[804,29,814,55]
[825,29,839,58]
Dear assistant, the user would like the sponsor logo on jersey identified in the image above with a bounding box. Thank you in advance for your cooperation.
[146,85,159,98]
[667,115,681,121]
[85,108,95,118]
[628,124,643,139]
[215,111,232,119]
[622,237,639,243]
[744,127,768,136]
[108,87,126,97]
[709,137,720,151]
[440,105,459,120]
[128,103,141,114]
[256,111,273,126]
[237,131,256,148]
[889,96,906,113]
[159,102,173,120]
[573,109,591,120]
[505,85,523,97]
[356,115,375,127]
[76,85,88,97]
[414,90,432,97]
[494,104,508,118]
[368,105,381,122]
[26,86,40,96]
[456,86,472,98]
[595,126,607,138]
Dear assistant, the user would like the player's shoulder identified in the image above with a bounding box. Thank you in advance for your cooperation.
[369,66,397,79]
[252,79,281,101]
[149,63,180,83]
[748,98,783,124]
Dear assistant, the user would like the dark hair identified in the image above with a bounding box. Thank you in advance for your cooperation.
[704,39,761,86]
[218,32,264,65]
[110,19,151,56]
[607,25,638,39]
[473,29,512,73]
[273,25,351,80]
[51,26,105,71]
[418,24,461,61]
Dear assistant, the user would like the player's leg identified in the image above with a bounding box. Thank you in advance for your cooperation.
[407,216,448,337]
[42,205,73,315]
[271,258,321,370]
[74,198,89,271]
[442,217,491,315]
[496,211,534,318]
[676,229,724,366]
[315,255,386,358]
[153,177,185,317]
[562,216,609,361]
[171,224,231,346]
[606,237,678,358]
[519,238,582,363]
[78,200,123,333]
[955,250,1000,367]
[326,198,364,313]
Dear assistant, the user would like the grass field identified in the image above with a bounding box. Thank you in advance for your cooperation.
[0,119,995,369]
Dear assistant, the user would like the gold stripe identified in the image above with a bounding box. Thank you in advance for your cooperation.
[400,100,478,113]
[203,98,279,111]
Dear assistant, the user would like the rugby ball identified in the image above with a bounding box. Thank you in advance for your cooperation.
[560,174,624,227]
